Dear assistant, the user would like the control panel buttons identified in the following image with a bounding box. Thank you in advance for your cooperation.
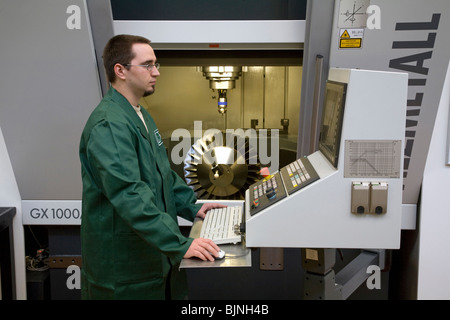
[249,172,286,216]
[265,187,276,200]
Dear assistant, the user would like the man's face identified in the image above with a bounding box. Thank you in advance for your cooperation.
[126,43,160,97]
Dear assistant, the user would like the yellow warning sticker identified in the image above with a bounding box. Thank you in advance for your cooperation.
[340,38,362,48]
[339,28,364,49]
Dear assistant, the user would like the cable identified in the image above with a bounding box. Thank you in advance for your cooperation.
[26,248,49,272]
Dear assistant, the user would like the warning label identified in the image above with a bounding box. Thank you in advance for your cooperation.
[340,38,362,48]
[341,30,350,38]
[339,28,364,49]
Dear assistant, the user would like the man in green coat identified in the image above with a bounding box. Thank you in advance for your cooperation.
[79,34,225,299]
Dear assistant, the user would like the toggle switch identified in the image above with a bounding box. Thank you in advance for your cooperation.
[351,182,370,214]
[370,182,388,214]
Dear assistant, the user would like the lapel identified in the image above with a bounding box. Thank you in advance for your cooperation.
[141,107,165,154]
[109,87,150,141]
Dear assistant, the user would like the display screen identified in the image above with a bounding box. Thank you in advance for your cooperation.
[318,80,347,168]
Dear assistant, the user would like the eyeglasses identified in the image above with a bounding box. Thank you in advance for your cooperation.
[125,62,160,71]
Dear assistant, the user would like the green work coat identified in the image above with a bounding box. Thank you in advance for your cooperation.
[79,87,201,299]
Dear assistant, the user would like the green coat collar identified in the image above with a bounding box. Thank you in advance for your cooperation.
[108,86,150,141]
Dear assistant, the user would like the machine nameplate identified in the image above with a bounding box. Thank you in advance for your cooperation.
[22,200,82,225]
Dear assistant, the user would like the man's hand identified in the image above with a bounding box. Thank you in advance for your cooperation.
[196,202,227,220]
[184,203,227,261]
[184,238,221,261]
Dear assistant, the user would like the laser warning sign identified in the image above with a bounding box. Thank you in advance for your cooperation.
[339,28,364,48]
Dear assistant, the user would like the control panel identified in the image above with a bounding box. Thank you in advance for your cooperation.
[279,157,320,195]
[248,157,321,216]
[248,172,286,216]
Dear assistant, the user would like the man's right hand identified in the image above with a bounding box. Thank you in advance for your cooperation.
[184,238,221,262]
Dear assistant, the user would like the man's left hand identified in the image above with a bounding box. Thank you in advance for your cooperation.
[196,202,227,219]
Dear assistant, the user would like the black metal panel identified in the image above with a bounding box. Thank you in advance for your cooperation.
[0,207,16,300]
[111,0,307,20]
[155,50,303,66]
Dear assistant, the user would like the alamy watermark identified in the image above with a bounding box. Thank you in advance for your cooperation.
[66,265,81,290]
[171,121,280,173]
[66,5,81,30]
[366,5,381,30]
[366,265,381,290]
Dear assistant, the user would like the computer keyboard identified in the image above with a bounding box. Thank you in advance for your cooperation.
[199,206,243,245]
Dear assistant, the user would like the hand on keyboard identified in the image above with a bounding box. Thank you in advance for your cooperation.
[196,202,227,219]
[199,206,243,245]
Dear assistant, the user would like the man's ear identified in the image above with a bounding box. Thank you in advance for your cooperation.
[114,63,127,81]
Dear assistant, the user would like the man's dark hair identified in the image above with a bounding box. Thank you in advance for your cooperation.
[103,34,152,84]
